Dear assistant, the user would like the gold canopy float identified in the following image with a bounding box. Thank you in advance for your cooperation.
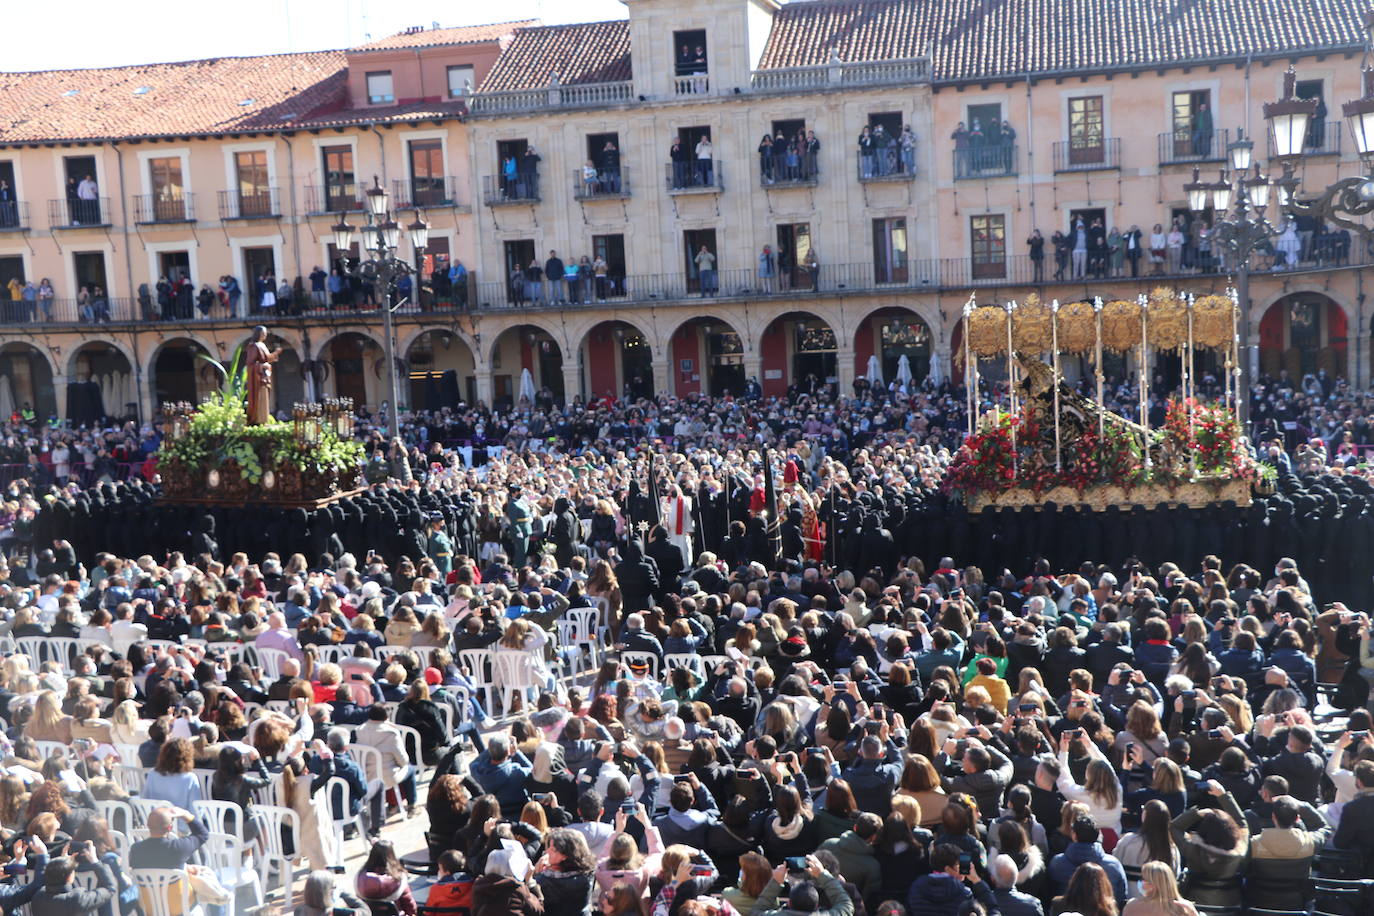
[954,288,1257,511]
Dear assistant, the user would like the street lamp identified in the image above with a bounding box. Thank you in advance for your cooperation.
[332,176,429,438]
[1184,158,1278,436]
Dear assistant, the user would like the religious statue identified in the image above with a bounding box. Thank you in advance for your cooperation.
[244,326,280,426]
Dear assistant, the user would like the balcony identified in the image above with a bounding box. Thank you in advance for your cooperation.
[0,202,30,232]
[218,188,281,220]
[466,79,634,115]
[48,198,111,228]
[133,193,195,224]
[666,159,723,193]
[760,152,818,187]
[954,146,1017,179]
[482,172,540,205]
[391,177,462,209]
[857,148,914,182]
[1157,128,1231,165]
[1269,120,1342,158]
[673,74,710,96]
[305,185,363,215]
[573,167,630,200]
[1052,138,1122,173]
[750,57,930,92]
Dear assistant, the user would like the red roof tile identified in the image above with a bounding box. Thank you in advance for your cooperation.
[0,52,350,143]
[760,0,1369,82]
[479,21,631,91]
[351,20,537,52]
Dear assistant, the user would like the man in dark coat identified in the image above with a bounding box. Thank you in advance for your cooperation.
[615,540,661,615]
[645,526,685,588]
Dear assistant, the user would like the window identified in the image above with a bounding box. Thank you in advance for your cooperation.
[408,140,447,206]
[673,30,707,77]
[776,223,811,289]
[1068,96,1105,164]
[0,161,17,228]
[322,145,355,210]
[1296,79,1328,149]
[967,103,1002,136]
[872,218,908,284]
[149,157,182,198]
[1171,90,1212,158]
[63,155,100,225]
[446,65,474,98]
[503,239,535,302]
[234,151,272,215]
[684,228,717,293]
[366,71,394,105]
[592,234,625,299]
[970,214,1007,279]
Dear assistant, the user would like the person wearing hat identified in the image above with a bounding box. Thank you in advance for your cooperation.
[426,515,454,578]
[504,486,533,566]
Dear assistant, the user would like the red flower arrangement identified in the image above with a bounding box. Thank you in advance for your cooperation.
[944,399,1256,498]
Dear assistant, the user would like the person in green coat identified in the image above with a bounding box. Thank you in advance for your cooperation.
[504,485,533,565]
[425,515,453,577]
[749,855,854,916]
[816,814,883,912]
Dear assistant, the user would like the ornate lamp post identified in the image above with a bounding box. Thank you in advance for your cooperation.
[332,177,428,439]
[1182,128,1279,434]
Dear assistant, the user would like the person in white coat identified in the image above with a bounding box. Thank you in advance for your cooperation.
[354,705,416,827]
[663,486,695,566]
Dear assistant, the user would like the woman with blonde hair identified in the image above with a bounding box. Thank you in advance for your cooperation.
[594,810,662,899]
[1123,860,1199,916]
[383,606,421,646]
[412,611,451,649]
[0,775,29,831]
[1114,700,1167,765]
[1057,731,1123,848]
[495,617,556,698]
[586,560,623,634]
[24,690,73,744]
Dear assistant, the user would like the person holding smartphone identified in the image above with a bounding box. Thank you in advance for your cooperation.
[904,843,995,915]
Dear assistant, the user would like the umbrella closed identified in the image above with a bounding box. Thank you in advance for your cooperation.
[866,354,883,385]
[519,367,535,403]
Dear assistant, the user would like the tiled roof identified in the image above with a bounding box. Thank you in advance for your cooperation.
[479,21,632,91]
[0,52,350,143]
[759,0,1370,82]
[351,20,536,52]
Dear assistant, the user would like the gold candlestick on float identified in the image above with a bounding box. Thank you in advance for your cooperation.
[1051,299,1062,472]
[1093,297,1105,439]
[1005,300,1017,478]
[1138,294,1152,469]
[963,299,975,437]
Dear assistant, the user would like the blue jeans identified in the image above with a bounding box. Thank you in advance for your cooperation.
[699,270,716,295]
[545,278,566,302]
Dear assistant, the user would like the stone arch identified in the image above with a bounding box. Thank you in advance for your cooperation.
[67,339,136,381]
[398,324,480,363]
[577,319,656,401]
[660,308,754,354]
[1257,290,1349,381]
[148,336,216,408]
[484,318,565,366]
[667,315,750,398]
[316,331,387,409]
[0,342,58,420]
[758,310,841,397]
[405,328,479,409]
[488,323,566,406]
[852,305,937,387]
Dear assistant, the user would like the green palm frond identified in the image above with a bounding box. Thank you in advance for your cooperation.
[197,344,248,403]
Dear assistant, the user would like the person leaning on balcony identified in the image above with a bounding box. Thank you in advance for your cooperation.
[860,125,877,177]
[669,137,688,187]
[694,134,713,185]
[695,246,716,297]
[900,125,916,174]
[310,265,327,306]
[1150,223,1167,274]
[36,279,53,322]
[804,248,819,292]
[1125,225,1143,278]
[599,140,620,191]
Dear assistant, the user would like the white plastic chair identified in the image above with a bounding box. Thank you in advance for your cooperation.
[32,740,67,761]
[664,654,705,678]
[193,799,244,840]
[256,648,292,680]
[458,648,495,711]
[492,650,542,713]
[564,607,602,672]
[589,596,612,638]
[700,654,728,673]
[373,645,414,665]
[192,770,217,801]
[13,638,46,667]
[323,776,368,859]
[349,744,387,787]
[112,763,148,795]
[620,651,660,680]
[132,868,203,916]
[251,804,300,899]
[130,796,165,827]
[312,645,352,665]
[202,832,262,916]
[263,700,293,715]
[143,639,184,657]
[39,636,87,670]
[393,723,425,770]
[95,798,135,836]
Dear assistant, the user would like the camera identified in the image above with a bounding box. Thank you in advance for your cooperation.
[806,747,824,758]
[620,799,638,813]
[785,857,809,871]
[1018,703,1038,713]
[958,853,973,876]
[1208,729,1223,740]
